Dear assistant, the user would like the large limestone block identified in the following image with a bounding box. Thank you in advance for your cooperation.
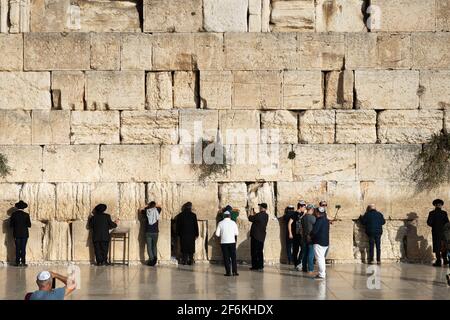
[298,33,345,70]
[356,144,420,181]
[178,183,219,220]
[219,110,260,145]
[31,110,70,145]
[146,182,180,220]
[326,181,361,219]
[119,183,146,221]
[0,34,23,71]
[157,220,171,261]
[325,71,353,109]
[283,71,323,109]
[90,33,120,71]
[24,33,90,71]
[327,220,354,261]
[71,111,120,144]
[146,72,172,110]
[218,182,248,215]
[71,220,92,262]
[247,182,275,216]
[43,145,101,183]
[0,184,21,220]
[260,110,298,144]
[19,183,56,221]
[143,0,202,32]
[51,71,85,111]
[371,0,436,32]
[179,109,218,144]
[336,110,377,144]
[0,110,31,145]
[224,33,298,70]
[419,71,450,109]
[293,144,356,181]
[100,145,160,182]
[3,221,45,262]
[248,0,262,32]
[298,110,335,144]
[355,71,419,110]
[200,71,232,109]
[378,110,443,144]
[0,146,42,183]
[406,218,434,263]
[233,71,282,109]
[56,183,91,221]
[276,181,327,216]
[86,71,145,110]
[194,220,208,261]
[270,0,315,32]
[121,33,152,70]
[0,72,51,110]
[376,33,412,69]
[121,110,178,144]
[173,72,198,109]
[264,219,283,262]
[43,221,71,261]
[203,0,248,32]
[345,33,377,69]
[90,183,119,218]
[160,145,204,182]
[412,33,450,69]
[315,0,366,32]
[437,0,450,31]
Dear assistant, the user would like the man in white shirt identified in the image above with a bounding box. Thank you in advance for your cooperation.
[215,211,239,276]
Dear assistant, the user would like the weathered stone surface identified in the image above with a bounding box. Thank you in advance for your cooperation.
[121,33,152,70]
[86,71,145,110]
[218,182,248,215]
[173,72,198,109]
[406,218,434,263]
[293,144,356,181]
[248,0,262,32]
[233,71,282,109]
[90,183,119,217]
[24,33,90,71]
[121,110,178,144]
[378,110,443,144]
[437,0,450,31]
[179,183,219,220]
[146,182,180,220]
[20,183,56,221]
[327,221,354,261]
[146,72,172,110]
[100,145,160,182]
[412,33,450,69]
[157,220,171,261]
[200,71,232,110]
[298,33,345,70]
[345,33,377,69]
[261,110,298,144]
[355,71,419,110]
[336,110,377,144]
[0,184,21,220]
[0,72,51,110]
[420,71,450,109]
[43,145,101,182]
[51,71,85,111]
[71,220,93,262]
[203,0,248,32]
[247,182,275,215]
[219,110,260,145]
[315,0,366,32]
[90,33,121,71]
[326,181,361,219]
[71,111,120,144]
[371,0,436,32]
[143,0,202,32]
[376,33,412,69]
[119,183,145,221]
[194,220,208,261]
[276,181,327,216]
[270,0,315,32]
[283,71,323,109]
[160,145,203,182]
[43,221,71,261]
[0,146,42,183]
[0,34,23,71]
[32,110,70,145]
[325,71,353,109]
[356,144,420,181]
[179,109,218,144]
[298,110,335,144]
[29,0,71,32]
[0,110,31,145]
[56,183,91,221]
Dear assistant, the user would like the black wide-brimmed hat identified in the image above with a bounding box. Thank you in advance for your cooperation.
[432,199,444,206]
[15,200,28,210]
[94,203,107,213]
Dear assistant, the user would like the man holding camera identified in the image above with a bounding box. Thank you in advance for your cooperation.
[29,271,76,300]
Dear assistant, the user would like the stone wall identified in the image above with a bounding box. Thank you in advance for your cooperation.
[0,0,449,264]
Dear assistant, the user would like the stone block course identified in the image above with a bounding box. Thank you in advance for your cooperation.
[298,110,335,144]
[32,110,71,145]
[0,110,31,145]
[270,0,315,32]
[200,71,232,110]
[412,33,450,69]
[71,111,120,144]
[90,33,121,71]
[283,71,323,109]
[419,71,450,109]
[203,0,248,32]
[336,110,377,144]
[146,72,173,110]
[0,34,23,71]
[233,71,282,109]
[0,146,43,183]
[51,71,85,111]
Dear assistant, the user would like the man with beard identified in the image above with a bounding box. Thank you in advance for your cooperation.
[427,199,449,267]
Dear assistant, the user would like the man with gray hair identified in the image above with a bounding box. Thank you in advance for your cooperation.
[361,204,386,265]
[29,271,76,300]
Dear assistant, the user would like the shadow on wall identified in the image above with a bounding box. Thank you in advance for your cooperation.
[2,207,17,262]
[405,212,434,264]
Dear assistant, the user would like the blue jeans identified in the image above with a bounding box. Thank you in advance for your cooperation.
[285,237,293,264]
[145,232,158,261]
[302,243,315,272]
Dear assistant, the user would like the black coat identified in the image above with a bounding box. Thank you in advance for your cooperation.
[88,212,117,242]
[176,211,199,254]
[249,211,269,242]
[427,209,449,252]
[9,210,31,238]
[310,216,329,247]
[361,210,386,236]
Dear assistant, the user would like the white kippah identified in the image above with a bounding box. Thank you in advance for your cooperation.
[318,207,325,213]
[37,271,51,281]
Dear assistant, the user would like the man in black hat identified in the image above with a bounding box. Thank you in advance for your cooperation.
[9,201,31,267]
[248,203,269,271]
[88,204,119,266]
[427,199,449,267]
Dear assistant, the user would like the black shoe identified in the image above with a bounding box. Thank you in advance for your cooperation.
[249,267,258,271]
[446,274,450,286]
[233,273,239,276]
[14,263,21,267]
[433,261,442,267]
[224,273,232,277]
[96,262,104,266]
[376,261,381,265]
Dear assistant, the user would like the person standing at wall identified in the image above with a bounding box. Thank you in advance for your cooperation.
[9,201,31,267]
[283,205,296,265]
[310,207,330,280]
[288,201,307,270]
[301,204,316,274]
[427,199,449,267]
[215,211,239,276]
[360,204,386,265]
[248,203,269,271]
[88,204,119,266]
[142,201,161,266]
[176,202,199,265]
[443,221,450,285]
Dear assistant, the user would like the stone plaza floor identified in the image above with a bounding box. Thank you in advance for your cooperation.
[0,262,449,300]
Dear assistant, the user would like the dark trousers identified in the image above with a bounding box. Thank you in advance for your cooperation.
[285,237,293,264]
[14,238,27,264]
[181,252,194,265]
[368,234,381,262]
[292,235,303,267]
[436,249,449,263]
[251,236,264,269]
[145,232,159,261]
[93,241,110,264]
[221,243,237,275]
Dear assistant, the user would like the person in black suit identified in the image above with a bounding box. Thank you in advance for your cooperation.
[9,201,31,267]
[176,202,199,265]
[88,204,119,266]
[360,204,386,264]
[248,203,269,271]
[427,199,449,267]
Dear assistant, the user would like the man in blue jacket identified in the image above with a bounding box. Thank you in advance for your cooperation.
[311,207,329,280]
[361,204,386,265]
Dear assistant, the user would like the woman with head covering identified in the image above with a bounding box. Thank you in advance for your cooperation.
[175,202,199,265]
[427,199,449,267]
[9,200,31,267]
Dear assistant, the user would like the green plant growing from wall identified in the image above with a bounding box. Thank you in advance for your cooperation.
[0,153,11,178]
[193,139,228,182]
